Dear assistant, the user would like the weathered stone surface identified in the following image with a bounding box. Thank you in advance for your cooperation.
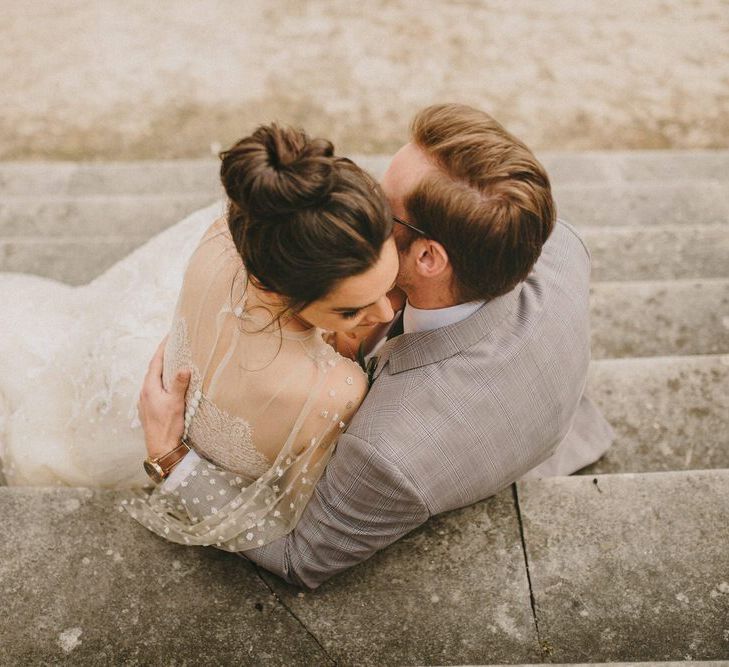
[0,238,145,285]
[0,157,384,197]
[0,487,331,666]
[261,488,541,666]
[615,150,729,182]
[0,194,215,238]
[68,160,222,196]
[537,152,622,185]
[3,223,727,286]
[590,279,729,359]
[585,355,729,473]
[5,0,729,159]
[490,664,729,667]
[541,150,729,184]
[0,162,77,196]
[554,181,729,227]
[584,224,729,281]
[0,160,218,196]
[2,152,729,198]
[517,471,729,662]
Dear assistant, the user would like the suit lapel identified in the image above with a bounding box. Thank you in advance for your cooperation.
[373,283,523,379]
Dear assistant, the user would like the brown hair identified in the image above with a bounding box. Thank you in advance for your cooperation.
[220,123,392,311]
[405,103,555,302]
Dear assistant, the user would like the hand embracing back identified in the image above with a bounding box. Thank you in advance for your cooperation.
[138,336,191,460]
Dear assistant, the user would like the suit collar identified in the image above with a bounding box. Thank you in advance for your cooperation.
[373,283,523,378]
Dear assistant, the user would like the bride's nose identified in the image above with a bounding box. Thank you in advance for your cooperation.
[368,294,395,324]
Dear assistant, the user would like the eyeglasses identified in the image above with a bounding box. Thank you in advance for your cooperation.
[392,215,428,237]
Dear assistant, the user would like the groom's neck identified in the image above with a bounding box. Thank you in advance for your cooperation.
[404,284,462,310]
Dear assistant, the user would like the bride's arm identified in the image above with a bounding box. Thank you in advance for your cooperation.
[133,341,371,552]
[138,337,190,461]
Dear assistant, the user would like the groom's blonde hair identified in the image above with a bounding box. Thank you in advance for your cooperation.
[405,104,555,302]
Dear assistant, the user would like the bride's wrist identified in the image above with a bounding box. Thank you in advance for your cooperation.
[143,438,190,484]
[147,438,184,461]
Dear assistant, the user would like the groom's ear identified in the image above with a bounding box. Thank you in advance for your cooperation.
[414,239,450,278]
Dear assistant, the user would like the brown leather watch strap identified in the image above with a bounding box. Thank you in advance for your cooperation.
[156,439,191,476]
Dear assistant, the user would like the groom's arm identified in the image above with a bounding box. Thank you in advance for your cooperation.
[243,431,429,589]
[157,430,429,588]
[138,343,428,588]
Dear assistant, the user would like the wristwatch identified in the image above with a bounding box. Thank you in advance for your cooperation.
[143,438,191,484]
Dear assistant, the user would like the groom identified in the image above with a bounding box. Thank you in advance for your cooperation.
[139,103,614,589]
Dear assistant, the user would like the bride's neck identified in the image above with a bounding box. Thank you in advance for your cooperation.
[244,282,312,332]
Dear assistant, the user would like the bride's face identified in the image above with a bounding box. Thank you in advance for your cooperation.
[297,237,400,332]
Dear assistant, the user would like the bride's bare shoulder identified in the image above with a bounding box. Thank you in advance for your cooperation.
[189,216,236,261]
[323,351,369,409]
[200,216,231,244]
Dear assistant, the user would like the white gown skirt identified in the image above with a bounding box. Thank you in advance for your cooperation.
[0,201,224,488]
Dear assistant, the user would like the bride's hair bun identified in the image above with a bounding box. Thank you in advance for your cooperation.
[220,123,336,218]
[218,122,392,311]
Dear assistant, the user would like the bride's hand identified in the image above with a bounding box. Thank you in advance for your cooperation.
[138,336,191,460]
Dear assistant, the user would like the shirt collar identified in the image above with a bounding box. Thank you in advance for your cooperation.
[374,284,523,378]
[402,300,485,334]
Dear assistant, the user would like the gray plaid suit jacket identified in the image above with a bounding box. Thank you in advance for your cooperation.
[176,219,614,589]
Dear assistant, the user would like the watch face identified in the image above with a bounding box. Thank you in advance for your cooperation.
[144,460,164,483]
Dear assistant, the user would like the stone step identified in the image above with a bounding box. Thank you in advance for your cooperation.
[553,181,729,227]
[0,160,221,196]
[0,240,725,365]
[1,182,726,241]
[0,193,217,238]
[583,224,729,282]
[3,223,726,286]
[585,354,729,474]
[1,234,725,360]
[0,356,725,483]
[1,151,729,196]
[537,150,729,185]
[2,470,727,664]
[0,236,147,285]
[1,355,724,485]
[0,486,333,665]
[590,278,729,359]
[516,470,729,663]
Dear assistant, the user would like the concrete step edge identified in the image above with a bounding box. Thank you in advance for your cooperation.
[2,148,729,165]
[6,466,727,492]
[487,663,729,666]
[0,192,220,202]
[591,351,729,366]
[590,276,729,289]
[2,177,728,196]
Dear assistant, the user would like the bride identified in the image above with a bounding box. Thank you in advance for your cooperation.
[0,123,399,550]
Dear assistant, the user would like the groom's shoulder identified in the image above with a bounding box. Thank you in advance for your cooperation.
[543,218,591,272]
[346,219,592,434]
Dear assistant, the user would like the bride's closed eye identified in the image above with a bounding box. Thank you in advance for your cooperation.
[340,309,361,320]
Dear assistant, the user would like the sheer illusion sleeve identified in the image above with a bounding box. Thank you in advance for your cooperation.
[121,216,370,550]
[123,350,368,552]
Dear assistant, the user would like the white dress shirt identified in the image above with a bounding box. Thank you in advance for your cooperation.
[402,299,485,334]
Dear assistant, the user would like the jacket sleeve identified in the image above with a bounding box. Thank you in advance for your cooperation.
[242,432,429,589]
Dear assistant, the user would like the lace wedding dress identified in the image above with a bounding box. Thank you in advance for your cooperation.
[0,202,367,550]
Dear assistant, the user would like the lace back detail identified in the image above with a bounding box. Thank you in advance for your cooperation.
[124,217,369,551]
[165,317,270,478]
